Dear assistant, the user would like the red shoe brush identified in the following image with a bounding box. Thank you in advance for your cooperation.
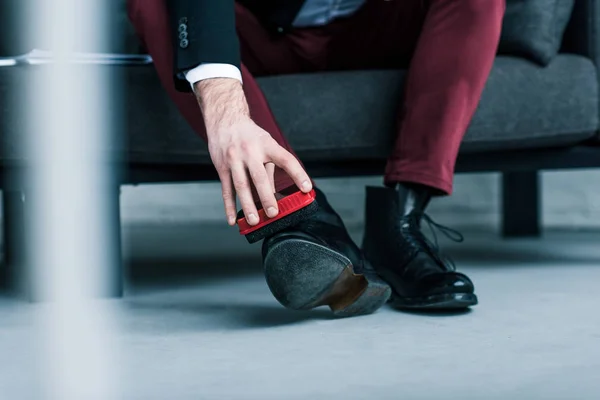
[237,189,319,243]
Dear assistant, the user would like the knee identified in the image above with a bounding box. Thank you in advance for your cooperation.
[127,0,167,24]
[462,0,506,24]
[126,0,139,22]
[460,0,505,36]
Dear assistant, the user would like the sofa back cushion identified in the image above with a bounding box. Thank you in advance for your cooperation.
[499,0,575,65]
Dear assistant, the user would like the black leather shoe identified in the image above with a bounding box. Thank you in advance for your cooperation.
[362,185,477,310]
[262,188,391,317]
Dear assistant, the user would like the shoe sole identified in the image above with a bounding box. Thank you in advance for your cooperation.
[390,292,478,310]
[263,238,391,317]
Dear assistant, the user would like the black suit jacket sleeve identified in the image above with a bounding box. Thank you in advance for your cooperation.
[167,0,241,92]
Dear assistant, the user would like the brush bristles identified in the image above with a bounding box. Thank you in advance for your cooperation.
[245,201,319,243]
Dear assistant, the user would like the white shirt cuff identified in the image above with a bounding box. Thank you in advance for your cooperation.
[184,63,243,89]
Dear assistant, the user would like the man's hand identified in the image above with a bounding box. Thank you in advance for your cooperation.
[195,78,312,227]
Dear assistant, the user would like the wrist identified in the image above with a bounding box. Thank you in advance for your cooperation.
[194,78,250,134]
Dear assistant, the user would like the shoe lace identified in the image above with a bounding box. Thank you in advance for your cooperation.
[399,212,464,271]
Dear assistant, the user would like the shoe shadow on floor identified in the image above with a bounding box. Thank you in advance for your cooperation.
[232,303,335,328]
[126,300,336,332]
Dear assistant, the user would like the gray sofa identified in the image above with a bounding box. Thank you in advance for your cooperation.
[2,0,600,297]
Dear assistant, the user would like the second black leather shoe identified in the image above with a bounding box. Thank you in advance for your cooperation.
[362,185,477,310]
[262,188,391,317]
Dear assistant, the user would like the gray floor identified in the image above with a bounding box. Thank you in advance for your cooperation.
[1,224,600,399]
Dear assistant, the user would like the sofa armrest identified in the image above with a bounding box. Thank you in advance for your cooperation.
[563,0,600,62]
[562,0,600,138]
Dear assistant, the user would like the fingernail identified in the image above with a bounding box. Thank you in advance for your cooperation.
[228,216,236,226]
[248,213,258,225]
[302,181,312,191]
[267,207,278,218]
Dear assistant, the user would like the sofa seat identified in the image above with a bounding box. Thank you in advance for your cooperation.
[125,54,598,165]
[265,55,599,160]
[1,55,598,165]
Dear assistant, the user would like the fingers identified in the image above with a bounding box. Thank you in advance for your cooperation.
[248,161,279,218]
[267,144,312,193]
[230,163,260,226]
[218,170,237,226]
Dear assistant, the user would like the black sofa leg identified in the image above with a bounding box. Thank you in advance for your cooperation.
[502,171,541,238]
[1,187,123,299]
[105,184,124,298]
[2,191,27,293]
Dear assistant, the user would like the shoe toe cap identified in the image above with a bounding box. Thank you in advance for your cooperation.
[420,272,475,295]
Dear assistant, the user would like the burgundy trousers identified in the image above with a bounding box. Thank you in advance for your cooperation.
[128,0,505,195]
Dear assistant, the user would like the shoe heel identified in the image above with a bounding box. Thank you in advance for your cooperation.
[316,267,368,311]
[263,238,390,316]
[324,270,391,318]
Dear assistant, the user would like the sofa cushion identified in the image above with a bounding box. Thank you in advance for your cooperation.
[1,55,598,165]
[498,0,575,65]
[260,56,597,161]
[120,55,600,165]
